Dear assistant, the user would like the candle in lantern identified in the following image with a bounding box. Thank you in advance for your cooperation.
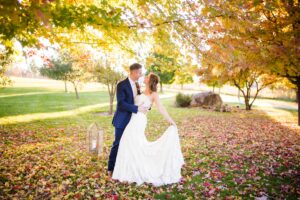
[92,140,96,150]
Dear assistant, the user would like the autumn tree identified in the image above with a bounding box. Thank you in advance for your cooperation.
[0,0,132,63]
[94,63,124,115]
[0,48,12,89]
[66,67,89,99]
[146,64,175,93]
[0,67,12,89]
[2,0,298,121]
[146,53,178,93]
[133,0,297,115]
[252,0,300,124]
[66,49,92,99]
[40,59,72,92]
[197,66,224,94]
[198,65,278,110]
[175,58,195,90]
[40,48,91,99]
[199,33,279,110]
[230,69,278,110]
[175,70,194,90]
[194,0,300,123]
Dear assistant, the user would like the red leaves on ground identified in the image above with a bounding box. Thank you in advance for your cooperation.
[0,111,299,199]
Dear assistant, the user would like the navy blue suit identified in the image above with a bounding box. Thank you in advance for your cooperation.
[108,77,138,171]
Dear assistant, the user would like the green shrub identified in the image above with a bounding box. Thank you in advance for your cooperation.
[175,93,192,107]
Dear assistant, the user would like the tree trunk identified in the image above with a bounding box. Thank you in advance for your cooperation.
[73,83,79,99]
[181,84,183,90]
[245,97,251,110]
[212,85,215,93]
[234,81,255,111]
[296,88,299,103]
[22,48,30,77]
[64,81,68,93]
[109,94,114,115]
[243,87,251,110]
[297,78,300,126]
[107,83,117,115]
[160,82,163,93]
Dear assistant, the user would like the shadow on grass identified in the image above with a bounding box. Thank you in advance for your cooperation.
[0,87,110,118]
[251,108,300,199]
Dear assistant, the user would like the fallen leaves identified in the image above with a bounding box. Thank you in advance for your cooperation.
[0,109,299,199]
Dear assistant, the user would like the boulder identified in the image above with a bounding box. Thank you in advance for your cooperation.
[190,91,223,108]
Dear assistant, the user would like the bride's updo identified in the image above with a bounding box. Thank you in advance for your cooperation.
[149,73,159,93]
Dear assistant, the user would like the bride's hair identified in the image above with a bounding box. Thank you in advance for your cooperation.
[149,73,159,93]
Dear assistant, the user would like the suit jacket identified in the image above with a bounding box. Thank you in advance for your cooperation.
[112,77,138,129]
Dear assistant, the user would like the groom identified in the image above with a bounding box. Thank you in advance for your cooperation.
[107,63,148,177]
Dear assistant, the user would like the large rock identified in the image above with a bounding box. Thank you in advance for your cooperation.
[190,91,223,108]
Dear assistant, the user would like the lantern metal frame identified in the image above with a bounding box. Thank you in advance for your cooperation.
[87,122,104,157]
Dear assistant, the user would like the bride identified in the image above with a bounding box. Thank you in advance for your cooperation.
[112,72,185,187]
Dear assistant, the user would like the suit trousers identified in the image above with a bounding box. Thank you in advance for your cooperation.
[108,127,125,171]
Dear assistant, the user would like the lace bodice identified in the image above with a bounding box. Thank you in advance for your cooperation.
[134,93,152,109]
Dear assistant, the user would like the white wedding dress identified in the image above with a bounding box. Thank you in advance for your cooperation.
[112,93,185,187]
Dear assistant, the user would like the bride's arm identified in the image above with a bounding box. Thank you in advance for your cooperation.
[152,92,176,126]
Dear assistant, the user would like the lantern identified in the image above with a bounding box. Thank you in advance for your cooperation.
[87,122,104,157]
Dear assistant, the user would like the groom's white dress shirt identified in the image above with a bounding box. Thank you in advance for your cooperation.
[128,77,137,98]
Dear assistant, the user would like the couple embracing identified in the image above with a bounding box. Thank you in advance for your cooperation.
[107,63,184,187]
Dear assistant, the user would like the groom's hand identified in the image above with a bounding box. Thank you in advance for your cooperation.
[138,106,148,114]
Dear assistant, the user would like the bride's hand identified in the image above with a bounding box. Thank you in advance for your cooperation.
[169,120,176,126]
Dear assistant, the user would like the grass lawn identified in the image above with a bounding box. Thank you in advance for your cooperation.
[0,78,299,199]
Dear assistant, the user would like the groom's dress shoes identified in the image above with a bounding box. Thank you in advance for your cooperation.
[108,171,113,179]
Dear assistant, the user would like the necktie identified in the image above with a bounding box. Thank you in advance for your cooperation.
[135,82,141,95]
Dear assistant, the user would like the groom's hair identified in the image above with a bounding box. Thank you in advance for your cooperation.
[129,63,142,71]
